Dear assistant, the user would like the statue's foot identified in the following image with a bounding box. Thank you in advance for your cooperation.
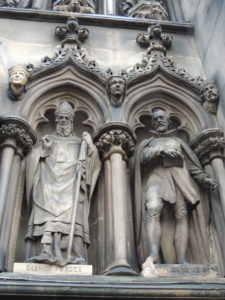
[177,258,189,265]
[26,253,55,264]
[69,258,88,265]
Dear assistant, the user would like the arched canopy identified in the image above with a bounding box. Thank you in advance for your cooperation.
[122,66,217,140]
[21,63,110,132]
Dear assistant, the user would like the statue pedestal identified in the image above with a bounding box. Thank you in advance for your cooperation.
[13,263,92,276]
[141,262,219,278]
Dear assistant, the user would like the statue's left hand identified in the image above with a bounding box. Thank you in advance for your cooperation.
[203,177,218,190]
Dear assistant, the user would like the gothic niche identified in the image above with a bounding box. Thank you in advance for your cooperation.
[133,108,217,276]
[15,100,102,270]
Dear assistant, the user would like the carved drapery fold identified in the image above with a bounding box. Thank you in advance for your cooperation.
[0,117,36,271]
[94,123,137,275]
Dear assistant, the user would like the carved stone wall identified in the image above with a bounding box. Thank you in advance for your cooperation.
[0,2,225,299]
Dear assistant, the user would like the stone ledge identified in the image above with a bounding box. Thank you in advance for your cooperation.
[0,8,195,33]
[0,273,225,299]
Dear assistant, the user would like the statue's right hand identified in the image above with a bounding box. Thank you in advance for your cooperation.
[160,149,184,159]
[42,135,52,149]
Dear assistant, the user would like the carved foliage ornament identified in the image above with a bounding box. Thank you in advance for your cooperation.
[0,118,36,156]
[29,17,110,81]
[122,23,204,86]
[191,129,225,166]
[94,124,137,160]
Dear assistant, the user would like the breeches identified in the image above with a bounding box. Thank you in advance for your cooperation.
[144,194,188,222]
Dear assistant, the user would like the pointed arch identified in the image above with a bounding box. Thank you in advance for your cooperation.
[122,66,217,139]
[21,63,109,131]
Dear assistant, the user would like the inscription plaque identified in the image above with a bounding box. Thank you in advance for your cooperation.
[13,263,92,276]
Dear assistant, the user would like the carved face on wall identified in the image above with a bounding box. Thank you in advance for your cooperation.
[201,82,219,103]
[107,76,126,106]
[9,65,29,98]
[151,109,170,133]
[108,76,125,97]
[9,67,28,87]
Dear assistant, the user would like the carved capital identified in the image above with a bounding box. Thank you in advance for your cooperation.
[0,117,36,157]
[190,129,225,166]
[94,123,136,160]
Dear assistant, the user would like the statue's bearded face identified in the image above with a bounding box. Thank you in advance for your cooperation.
[152,110,170,133]
[56,113,73,137]
[109,77,125,97]
[202,84,219,103]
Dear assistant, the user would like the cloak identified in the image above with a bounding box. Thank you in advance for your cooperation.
[134,135,211,266]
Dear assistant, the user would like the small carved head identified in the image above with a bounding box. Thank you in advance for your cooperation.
[148,23,162,39]
[67,16,79,31]
[55,101,75,137]
[107,75,127,107]
[9,65,30,98]
[151,108,171,133]
[200,80,219,104]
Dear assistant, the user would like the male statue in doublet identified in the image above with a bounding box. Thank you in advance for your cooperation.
[134,108,217,268]
[25,101,101,266]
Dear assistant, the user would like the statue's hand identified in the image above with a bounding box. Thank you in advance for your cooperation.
[42,135,52,149]
[203,177,217,190]
[82,131,94,148]
[161,148,184,159]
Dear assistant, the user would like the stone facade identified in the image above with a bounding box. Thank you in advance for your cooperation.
[0,0,225,299]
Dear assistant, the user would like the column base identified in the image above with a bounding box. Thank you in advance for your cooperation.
[103,260,138,276]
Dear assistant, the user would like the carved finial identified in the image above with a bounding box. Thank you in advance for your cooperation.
[55,17,89,48]
[200,80,219,114]
[107,75,127,107]
[137,23,172,56]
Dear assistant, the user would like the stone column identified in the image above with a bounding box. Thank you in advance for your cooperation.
[191,129,225,217]
[0,117,36,271]
[97,0,118,15]
[94,123,137,275]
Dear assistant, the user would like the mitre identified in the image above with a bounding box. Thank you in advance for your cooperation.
[55,101,75,118]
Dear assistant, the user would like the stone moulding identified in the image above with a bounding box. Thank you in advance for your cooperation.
[0,7,195,33]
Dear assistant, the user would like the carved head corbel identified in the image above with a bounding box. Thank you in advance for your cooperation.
[107,75,127,107]
[8,64,32,100]
[200,80,219,114]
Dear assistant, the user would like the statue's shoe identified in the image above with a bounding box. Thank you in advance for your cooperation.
[26,253,55,264]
